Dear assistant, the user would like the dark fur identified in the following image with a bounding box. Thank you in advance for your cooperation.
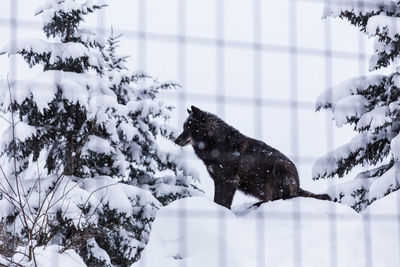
[175,106,331,209]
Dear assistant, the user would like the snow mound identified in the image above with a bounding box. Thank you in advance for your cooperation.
[362,191,400,266]
[1,245,86,267]
[133,196,400,267]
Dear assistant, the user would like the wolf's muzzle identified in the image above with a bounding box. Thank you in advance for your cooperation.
[175,132,192,146]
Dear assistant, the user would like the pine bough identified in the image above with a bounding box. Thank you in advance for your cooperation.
[314,0,400,212]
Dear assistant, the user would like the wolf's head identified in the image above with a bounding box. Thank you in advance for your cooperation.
[175,106,210,147]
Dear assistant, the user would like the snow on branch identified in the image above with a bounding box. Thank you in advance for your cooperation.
[0,70,111,113]
[82,135,115,155]
[73,28,106,47]
[366,14,400,39]
[312,130,392,179]
[316,74,384,110]
[322,0,399,19]
[1,38,104,71]
[327,163,400,211]
[333,95,369,127]
[36,0,107,24]
[1,122,37,147]
[324,2,400,70]
[356,106,390,131]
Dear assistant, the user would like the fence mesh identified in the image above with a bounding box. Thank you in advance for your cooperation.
[1,0,399,267]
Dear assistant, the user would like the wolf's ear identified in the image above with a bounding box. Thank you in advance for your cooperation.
[191,106,202,115]
[187,108,192,114]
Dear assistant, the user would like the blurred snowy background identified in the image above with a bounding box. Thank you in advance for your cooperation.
[0,0,374,204]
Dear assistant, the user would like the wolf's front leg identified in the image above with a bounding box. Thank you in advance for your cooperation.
[213,177,239,209]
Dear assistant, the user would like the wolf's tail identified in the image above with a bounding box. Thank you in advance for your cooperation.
[298,188,331,201]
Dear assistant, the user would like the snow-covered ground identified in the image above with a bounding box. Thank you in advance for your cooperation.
[133,195,400,267]
[5,246,86,267]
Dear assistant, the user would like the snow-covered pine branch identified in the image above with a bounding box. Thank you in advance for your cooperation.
[315,0,400,211]
[323,0,400,70]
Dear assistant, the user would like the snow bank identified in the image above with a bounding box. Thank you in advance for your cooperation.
[133,196,400,267]
[7,245,86,267]
[362,191,400,266]
[365,189,400,215]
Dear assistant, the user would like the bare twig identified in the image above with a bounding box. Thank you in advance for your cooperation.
[0,165,17,197]
[77,183,117,226]
[0,114,11,124]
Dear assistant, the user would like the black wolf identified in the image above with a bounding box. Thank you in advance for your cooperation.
[175,106,331,209]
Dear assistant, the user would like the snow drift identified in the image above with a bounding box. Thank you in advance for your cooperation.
[133,195,400,267]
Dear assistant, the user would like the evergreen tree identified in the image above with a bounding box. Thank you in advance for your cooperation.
[314,0,400,212]
[1,0,108,176]
[0,0,198,265]
[95,29,199,205]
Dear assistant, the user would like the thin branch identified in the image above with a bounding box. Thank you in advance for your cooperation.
[0,165,17,197]
[77,183,118,227]
[7,74,32,247]
[0,114,11,124]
